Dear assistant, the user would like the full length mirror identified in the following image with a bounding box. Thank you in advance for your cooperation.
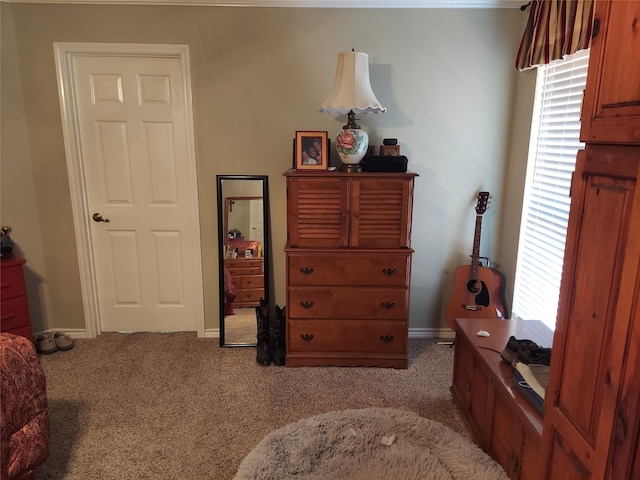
[217,175,270,347]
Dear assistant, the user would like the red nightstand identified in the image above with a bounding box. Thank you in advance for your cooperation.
[1,257,33,341]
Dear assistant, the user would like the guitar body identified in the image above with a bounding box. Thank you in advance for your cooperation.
[446,264,506,330]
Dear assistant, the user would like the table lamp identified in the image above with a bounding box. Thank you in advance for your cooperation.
[319,50,386,172]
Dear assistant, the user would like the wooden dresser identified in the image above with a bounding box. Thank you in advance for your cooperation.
[283,169,417,368]
[224,257,264,308]
[0,257,33,341]
[452,317,553,480]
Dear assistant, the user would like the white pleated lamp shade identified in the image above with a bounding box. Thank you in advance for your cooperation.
[319,51,386,115]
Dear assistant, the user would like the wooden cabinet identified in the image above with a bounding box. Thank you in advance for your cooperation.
[541,146,639,479]
[541,1,640,478]
[579,0,640,144]
[285,173,414,249]
[451,318,553,480]
[224,257,264,307]
[284,170,416,368]
[0,257,33,341]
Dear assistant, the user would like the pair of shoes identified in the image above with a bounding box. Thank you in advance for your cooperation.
[34,331,74,354]
[501,336,540,365]
[254,298,287,366]
[53,332,74,351]
[34,334,57,354]
[516,347,552,366]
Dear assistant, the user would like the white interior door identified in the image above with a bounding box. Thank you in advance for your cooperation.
[55,44,204,335]
[249,199,264,243]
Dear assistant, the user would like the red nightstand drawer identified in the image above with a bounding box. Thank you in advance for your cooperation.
[1,259,27,300]
[2,326,33,342]
[1,295,31,332]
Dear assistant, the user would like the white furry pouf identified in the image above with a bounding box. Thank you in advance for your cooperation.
[234,407,509,480]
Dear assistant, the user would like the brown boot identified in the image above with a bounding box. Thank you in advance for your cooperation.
[271,305,286,366]
[255,298,271,366]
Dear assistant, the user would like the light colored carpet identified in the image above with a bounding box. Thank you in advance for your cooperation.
[225,307,257,344]
[234,407,508,480]
[35,333,475,479]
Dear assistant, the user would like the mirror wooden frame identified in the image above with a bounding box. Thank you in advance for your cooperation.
[216,175,270,347]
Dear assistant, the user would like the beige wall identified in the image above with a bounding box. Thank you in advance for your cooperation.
[1,4,533,334]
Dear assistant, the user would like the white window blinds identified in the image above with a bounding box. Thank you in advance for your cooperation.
[512,49,590,331]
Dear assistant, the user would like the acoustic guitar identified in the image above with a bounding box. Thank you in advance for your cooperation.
[445,192,506,331]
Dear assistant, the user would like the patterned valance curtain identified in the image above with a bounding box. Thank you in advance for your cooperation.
[516,0,595,71]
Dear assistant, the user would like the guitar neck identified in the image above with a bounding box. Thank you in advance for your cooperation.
[470,214,483,278]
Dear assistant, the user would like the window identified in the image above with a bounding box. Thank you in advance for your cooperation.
[512,49,590,331]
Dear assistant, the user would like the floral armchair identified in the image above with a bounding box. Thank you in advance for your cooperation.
[0,333,50,480]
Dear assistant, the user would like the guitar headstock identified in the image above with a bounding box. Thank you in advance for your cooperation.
[476,191,490,215]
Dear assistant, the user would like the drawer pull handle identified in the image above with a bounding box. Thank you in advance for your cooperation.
[246,280,252,285]
[300,267,314,276]
[383,268,397,276]
[1,314,16,321]
[381,302,396,310]
[300,301,314,309]
[300,334,314,342]
[380,335,394,343]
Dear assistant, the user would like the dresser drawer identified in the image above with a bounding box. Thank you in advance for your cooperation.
[1,265,27,300]
[227,266,262,276]
[287,253,410,287]
[241,275,264,289]
[1,296,31,331]
[225,259,263,269]
[288,319,407,354]
[288,287,407,319]
[236,288,263,304]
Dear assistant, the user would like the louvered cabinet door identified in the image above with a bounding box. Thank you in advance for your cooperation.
[286,176,349,248]
[350,177,414,248]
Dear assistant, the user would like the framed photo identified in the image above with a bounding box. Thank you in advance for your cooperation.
[294,131,329,171]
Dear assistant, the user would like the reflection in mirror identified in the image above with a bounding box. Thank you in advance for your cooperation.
[217,175,270,347]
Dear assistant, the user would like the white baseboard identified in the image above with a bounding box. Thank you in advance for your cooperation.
[33,328,88,339]
[34,327,453,340]
[409,327,455,339]
[204,328,454,339]
[205,329,220,338]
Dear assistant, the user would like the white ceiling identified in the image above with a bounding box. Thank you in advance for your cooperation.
[2,0,528,8]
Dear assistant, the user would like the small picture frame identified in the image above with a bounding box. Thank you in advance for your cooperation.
[380,144,400,156]
[294,131,329,171]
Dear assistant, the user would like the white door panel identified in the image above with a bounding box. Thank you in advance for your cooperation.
[62,49,202,333]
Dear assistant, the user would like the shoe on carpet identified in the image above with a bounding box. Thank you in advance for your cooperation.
[34,333,57,354]
[53,331,74,351]
[500,336,540,364]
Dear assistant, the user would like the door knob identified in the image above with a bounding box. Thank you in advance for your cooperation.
[92,213,110,223]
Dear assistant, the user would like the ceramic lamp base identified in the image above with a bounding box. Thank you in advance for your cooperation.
[336,128,368,171]
[339,163,362,172]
